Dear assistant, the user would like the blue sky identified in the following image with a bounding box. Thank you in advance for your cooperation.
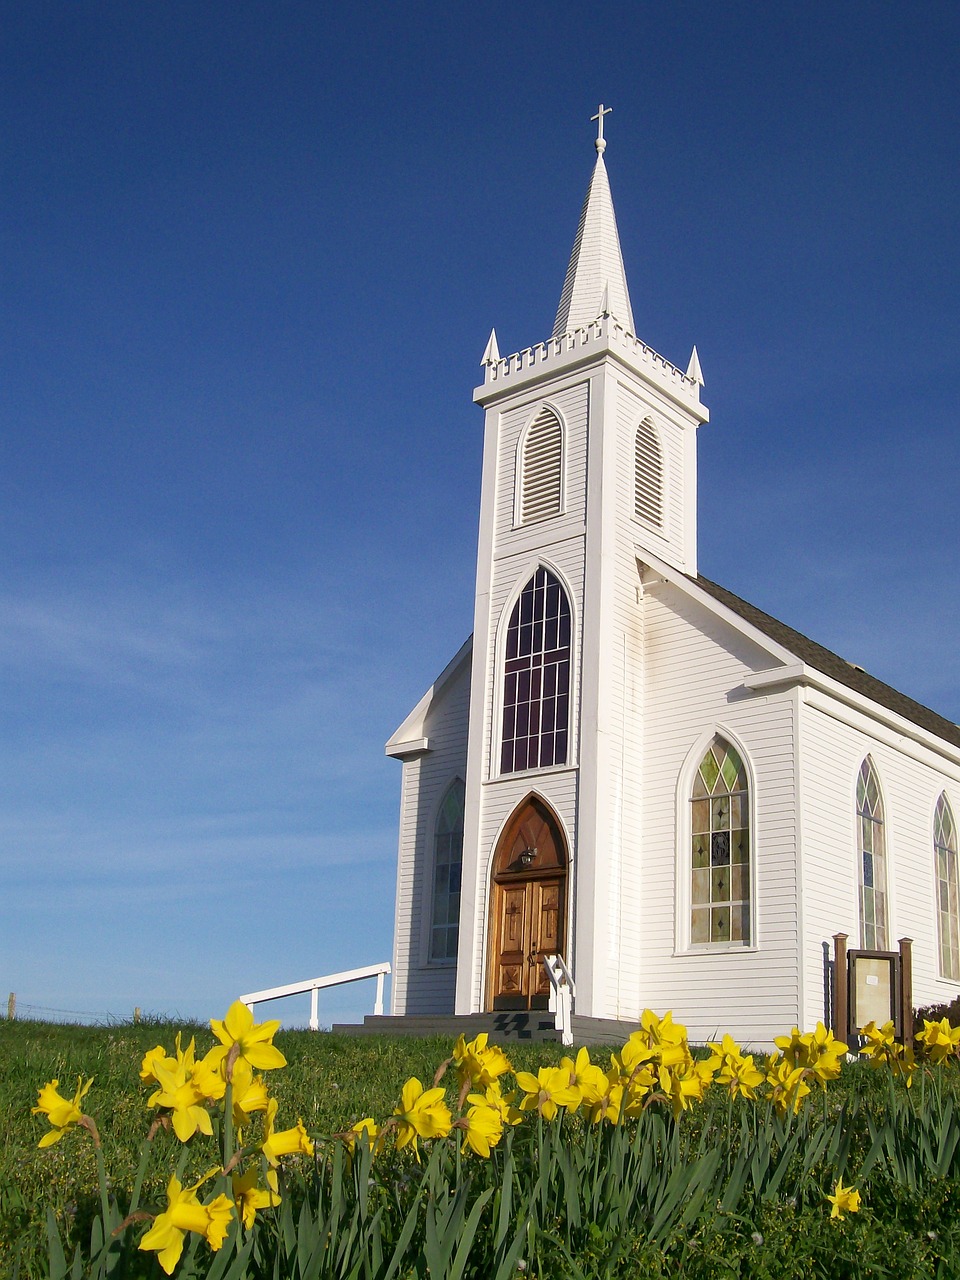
[2,3,959,1027]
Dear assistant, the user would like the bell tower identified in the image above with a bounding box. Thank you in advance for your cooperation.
[455,111,709,1019]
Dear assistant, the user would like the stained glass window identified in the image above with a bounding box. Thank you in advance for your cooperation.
[935,793,960,981]
[857,757,888,949]
[500,568,571,774]
[690,736,750,945]
[430,779,464,963]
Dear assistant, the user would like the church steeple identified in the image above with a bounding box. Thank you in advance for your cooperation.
[553,108,635,339]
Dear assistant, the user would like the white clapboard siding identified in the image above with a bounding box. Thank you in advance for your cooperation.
[798,694,960,1026]
[391,658,471,1016]
[635,585,802,1047]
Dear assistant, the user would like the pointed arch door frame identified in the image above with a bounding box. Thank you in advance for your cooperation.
[485,794,569,1011]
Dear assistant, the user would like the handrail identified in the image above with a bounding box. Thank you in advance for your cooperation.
[240,962,391,1032]
[543,953,575,1046]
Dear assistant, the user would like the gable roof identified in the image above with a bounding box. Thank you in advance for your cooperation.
[695,574,960,751]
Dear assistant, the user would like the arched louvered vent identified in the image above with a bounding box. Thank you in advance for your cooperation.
[634,420,663,527]
[520,408,562,525]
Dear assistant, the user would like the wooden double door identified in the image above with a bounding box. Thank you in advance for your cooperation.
[488,797,567,1011]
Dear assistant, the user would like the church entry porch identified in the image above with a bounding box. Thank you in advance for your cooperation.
[487,795,568,1012]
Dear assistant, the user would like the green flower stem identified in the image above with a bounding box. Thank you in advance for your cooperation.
[223,1079,235,1168]
[92,1140,112,1231]
[126,1124,158,1218]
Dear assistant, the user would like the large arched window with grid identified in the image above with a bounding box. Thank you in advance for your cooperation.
[935,793,960,980]
[857,756,888,949]
[690,735,751,945]
[518,407,563,525]
[500,568,571,774]
[634,419,663,527]
[429,779,464,963]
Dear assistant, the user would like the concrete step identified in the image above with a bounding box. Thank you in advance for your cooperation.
[330,1011,559,1042]
[329,1011,643,1046]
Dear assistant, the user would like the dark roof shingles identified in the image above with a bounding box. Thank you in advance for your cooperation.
[694,575,960,752]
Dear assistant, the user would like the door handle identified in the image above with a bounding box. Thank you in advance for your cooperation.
[527,941,539,965]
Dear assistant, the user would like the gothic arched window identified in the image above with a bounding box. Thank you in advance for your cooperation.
[691,736,750,945]
[634,419,663,527]
[519,407,563,525]
[857,757,888,949]
[935,793,960,980]
[430,779,464,963]
[500,568,571,774]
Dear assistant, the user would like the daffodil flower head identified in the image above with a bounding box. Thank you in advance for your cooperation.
[916,1017,960,1064]
[140,1044,173,1086]
[457,1100,503,1158]
[392,1077,453,1158]
[515,1066,580,1121]
[147,1052,222,1144]
[343,1117,384,1157]
[232,1166,280,1230]
[209,1000,287,1077]
[260,1097,314,1166]
[452,1032,513,1089]
[467,1082,524,1126]
[826,1177,861,1220]
[138,1174,234,1274]
[32,1076,93,1148]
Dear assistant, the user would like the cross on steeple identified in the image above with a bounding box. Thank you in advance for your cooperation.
[591,103,612,154]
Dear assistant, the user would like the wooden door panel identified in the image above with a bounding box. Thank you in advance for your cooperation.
[488,798,567,1012]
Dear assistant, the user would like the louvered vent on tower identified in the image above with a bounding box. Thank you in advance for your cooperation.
[635,420,663,526]
[520,408,563,524]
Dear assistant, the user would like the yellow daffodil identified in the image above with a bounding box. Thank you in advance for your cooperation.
[859,1020,916,1085]
[261,1098,314,1166]
[582,1073,624,1126]
[32,1076,93,1148]
[343,1117,384,1156]
[452,1032,512,1089]
[706,1034,764,1099]
[515,1066,580,1120]
[393,1077,453,1157]
[467,1083,524,1127]
[765,1053,811,1116]
[140,1044,172,1086]
[231,1166,280,1230]
[916,1017,960,1064]
[138,1174,233,1274]
[774,1022,847,1085]
[147,1041,225,1143]
[826,1177,861,1220]
[209,1000,287,1075]
[655,1060,713,1120]
[457,1100,503,1157]
[230,1059,271,1131]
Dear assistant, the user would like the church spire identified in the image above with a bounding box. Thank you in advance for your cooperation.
[552,106,636,339]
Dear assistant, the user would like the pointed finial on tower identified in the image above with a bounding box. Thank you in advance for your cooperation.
[599,282,610,318]
[481,327,501,366]
[686,345,704,386]
[591,103,612,154]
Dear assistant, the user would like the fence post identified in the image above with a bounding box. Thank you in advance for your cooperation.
[374,971,385,1017]
[898,937,913,1048]
[310,987,319,1032]
[832,933,848,1042]
[7,993,14,1021]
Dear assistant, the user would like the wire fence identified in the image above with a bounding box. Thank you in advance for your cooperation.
[7,994,138,1026]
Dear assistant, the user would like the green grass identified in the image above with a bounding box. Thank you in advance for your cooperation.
[6,1018,960,1278]
[0,1018,569,1276]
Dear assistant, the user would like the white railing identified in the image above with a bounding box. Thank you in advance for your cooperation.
[543,953,575,1046]
[240,962,391,1032]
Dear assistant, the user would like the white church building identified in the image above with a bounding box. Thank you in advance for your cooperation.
[384,118,960,1046]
